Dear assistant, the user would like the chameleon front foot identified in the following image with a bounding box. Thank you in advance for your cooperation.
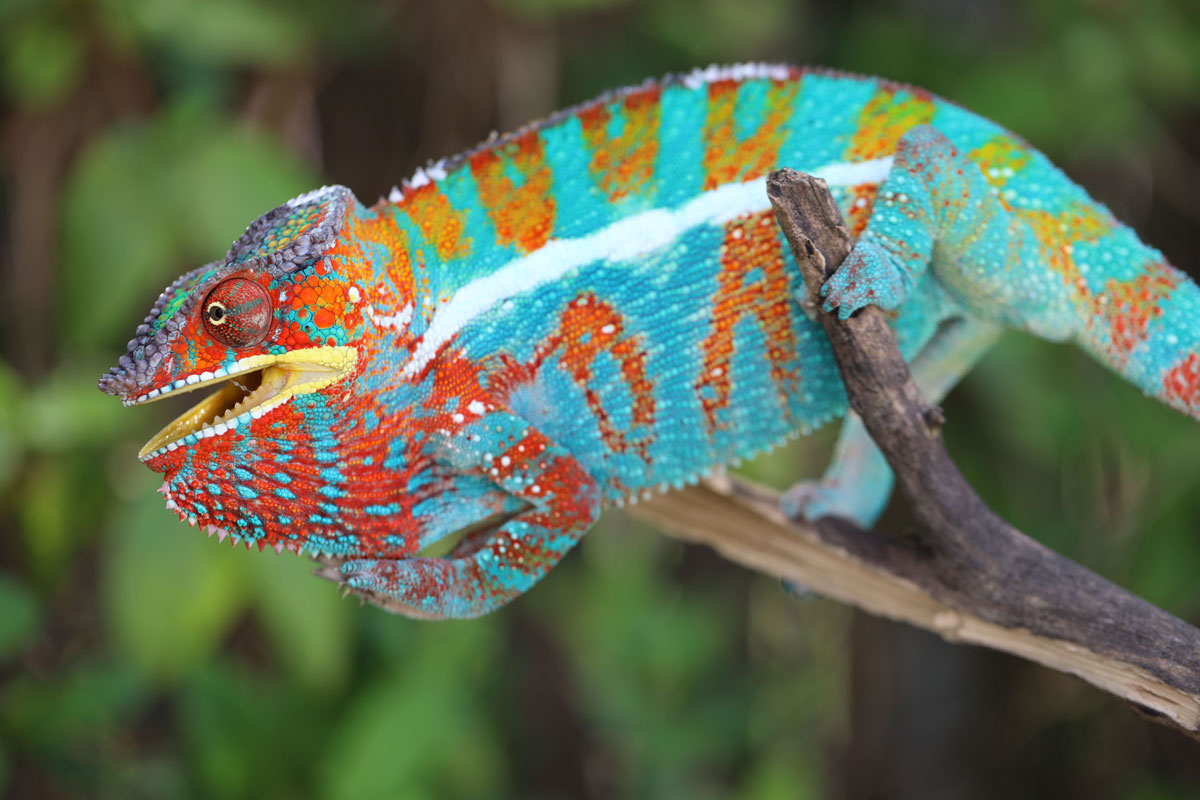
[313,554,512,620]
[779,478,889,528]
[347,557,500,620]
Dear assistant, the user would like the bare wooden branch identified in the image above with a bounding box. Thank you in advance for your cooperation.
[630,169,1200,738]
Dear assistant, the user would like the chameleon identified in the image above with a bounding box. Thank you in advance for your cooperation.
[99,64,1200,620]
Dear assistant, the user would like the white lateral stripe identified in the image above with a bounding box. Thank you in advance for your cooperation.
[812,156,894,186]
[400,156,894,378]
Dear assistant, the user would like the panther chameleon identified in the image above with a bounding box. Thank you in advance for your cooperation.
[99,64,1200,619]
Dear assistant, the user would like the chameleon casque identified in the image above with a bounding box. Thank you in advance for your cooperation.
[99,64,1200,620]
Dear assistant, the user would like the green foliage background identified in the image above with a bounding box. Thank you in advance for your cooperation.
[1,0,1199,796]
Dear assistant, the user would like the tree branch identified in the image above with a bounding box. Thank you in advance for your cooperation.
[628,169,1200,738]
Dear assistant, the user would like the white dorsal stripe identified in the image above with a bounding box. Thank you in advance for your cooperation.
[399,156,894,378]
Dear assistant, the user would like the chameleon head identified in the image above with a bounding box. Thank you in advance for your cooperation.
[98,186,376,546]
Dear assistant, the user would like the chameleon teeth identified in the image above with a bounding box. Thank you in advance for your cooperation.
[135,346,357,461]
[125,354,277,407]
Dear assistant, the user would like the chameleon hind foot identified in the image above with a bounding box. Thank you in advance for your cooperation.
[778,319,1002,599]
[777,411,893,600]
[780,410,895,530]
[821,125,988,319]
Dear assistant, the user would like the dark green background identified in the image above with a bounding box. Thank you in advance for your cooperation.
[2,0,1199,797]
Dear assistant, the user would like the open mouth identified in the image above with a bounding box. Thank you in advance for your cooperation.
[135,346,356,461]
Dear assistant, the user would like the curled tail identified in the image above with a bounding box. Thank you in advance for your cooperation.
[1077,251,1200,421]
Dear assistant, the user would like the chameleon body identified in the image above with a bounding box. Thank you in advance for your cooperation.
[99,64,1200,619]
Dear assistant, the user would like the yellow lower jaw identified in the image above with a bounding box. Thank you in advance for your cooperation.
[137,346,356,461]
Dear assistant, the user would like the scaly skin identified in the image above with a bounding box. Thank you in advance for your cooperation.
[99,64,1200,619]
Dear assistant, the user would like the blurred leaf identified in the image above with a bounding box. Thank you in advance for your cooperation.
[0,660,144,753]
[0,0,43,24]
[536,519,751,793]
[180,666,269,798]
[944,59,1074,150]
[160,109,317,257]
[1124,775,1199,800]
[739,755,820,800]
[108,0,306,66]
[103,480,249,680]
[179,661,320,799]
[18,459,76,579]
[1129,500,1200,610]
[1061,21,1130,95]
[0,360,22,487]
[0,17,84,108]
[318,623,504,800]
[61,107,314,347]
[60,123,184,346]
[24,363,138,452]
[0,572,39,659]
[490,0,633,20]
[14,362,144,581]
[1130,3,1200,104]
[646,0,794,59]
[252,553,352,692]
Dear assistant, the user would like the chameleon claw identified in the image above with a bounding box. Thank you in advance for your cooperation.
[310,559,346,584]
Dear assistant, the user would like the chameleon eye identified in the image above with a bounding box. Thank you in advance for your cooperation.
[201,278,273,347]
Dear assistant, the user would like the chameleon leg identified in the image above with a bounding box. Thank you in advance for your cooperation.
[781,410,892,528]
[821,125,1000,319]
[337,411,601,620]
[402,471,529,552]
[782,317,1001,528]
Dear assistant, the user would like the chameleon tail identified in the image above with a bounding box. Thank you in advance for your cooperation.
[818,124,1200,423]
[1078,256,1200,421]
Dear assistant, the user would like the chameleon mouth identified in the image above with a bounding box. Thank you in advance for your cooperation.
[136,346,356,461]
